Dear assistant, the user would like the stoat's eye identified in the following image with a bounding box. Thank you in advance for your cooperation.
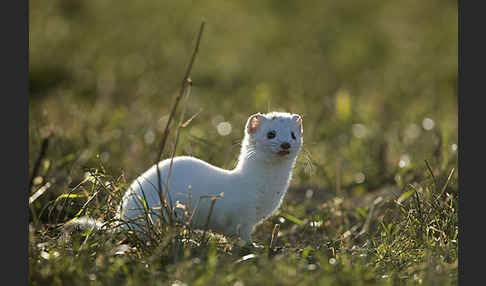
[267,130,276,139]
[291,131,296,140]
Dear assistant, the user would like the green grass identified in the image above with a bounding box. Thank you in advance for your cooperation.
[29,0,457,285]
[29,163,457,285]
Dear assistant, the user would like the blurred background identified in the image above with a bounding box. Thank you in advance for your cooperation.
[29,0,457,211]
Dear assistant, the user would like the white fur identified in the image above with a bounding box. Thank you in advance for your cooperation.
[118,112,303,244]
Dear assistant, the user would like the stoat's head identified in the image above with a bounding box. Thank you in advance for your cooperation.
[243,112,303,161]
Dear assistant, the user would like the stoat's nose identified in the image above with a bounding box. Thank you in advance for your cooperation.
[280,142,291,150]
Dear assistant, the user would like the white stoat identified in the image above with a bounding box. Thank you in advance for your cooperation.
[118,112,303,245]
[68,112,303,246]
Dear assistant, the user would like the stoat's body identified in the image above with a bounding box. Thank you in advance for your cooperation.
[119,112,303,244]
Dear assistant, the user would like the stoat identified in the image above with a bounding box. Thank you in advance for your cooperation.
[119,112,303,245]
[67,112,303,247]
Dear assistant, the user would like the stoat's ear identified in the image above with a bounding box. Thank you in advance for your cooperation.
[247,113,265,134]
[292,114,303,134]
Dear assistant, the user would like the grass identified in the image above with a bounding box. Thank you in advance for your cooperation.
[29,162,457,285]
[29,0,457,285]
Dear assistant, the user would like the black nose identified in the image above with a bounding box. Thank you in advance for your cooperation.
[281,142,291,150]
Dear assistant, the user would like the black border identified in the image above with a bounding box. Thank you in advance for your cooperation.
[3,0,29,284]
[458,0,484,285]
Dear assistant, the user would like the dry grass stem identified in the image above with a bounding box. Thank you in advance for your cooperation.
[270,223,280,249]
[154,21,206,226]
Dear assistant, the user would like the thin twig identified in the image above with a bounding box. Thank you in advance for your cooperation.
[269,224,280,250]
[155,21,205,163]
[29,182,52,205]
[201,197,218,245]
[29,181,52,225]
[29,134,51,191]
[356,196,383,238]
[435,168,455,203]
[181,108,203,128]
[154,21,205,226]
[53,176,89,224]
[188,193,224,226]
[136,180,157,240]
[424,160,438,189]
[164,81,193,219]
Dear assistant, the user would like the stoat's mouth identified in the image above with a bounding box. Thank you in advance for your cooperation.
[277,150,290,156]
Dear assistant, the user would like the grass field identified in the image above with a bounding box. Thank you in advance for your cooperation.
[29,0,458,285]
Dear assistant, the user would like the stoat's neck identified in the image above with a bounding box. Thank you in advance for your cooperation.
[232,136,296,177]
